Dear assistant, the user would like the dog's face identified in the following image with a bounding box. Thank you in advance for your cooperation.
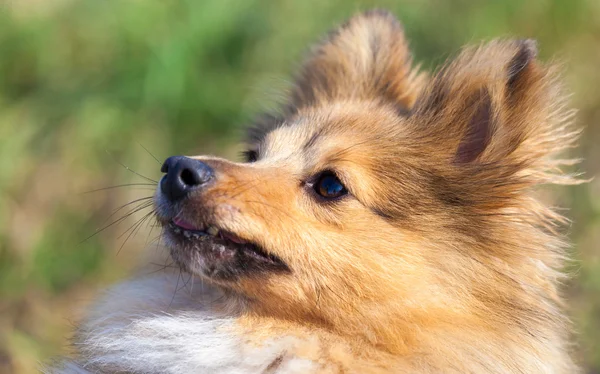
[155,11,574,346]
[156,102,426,301]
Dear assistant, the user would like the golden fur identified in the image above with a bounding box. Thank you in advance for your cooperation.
[49,10,583,373]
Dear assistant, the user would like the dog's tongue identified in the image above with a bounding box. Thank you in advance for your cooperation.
[173,217,198,231]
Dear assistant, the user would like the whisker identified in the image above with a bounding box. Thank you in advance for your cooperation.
[169,270,183,309]
[105,149,158,183]
[137,142,162,165]
[141,235,162,253]
[188,273,195,295]
[81,201,154,243]
[228,179,264,200]
[102,197,154,224]
[145,261,178,275]
[146,234,163,247]
[116,210,156,255]
[144,218,157,246]
[116,209,154,241]
[178,272,194,295]
[81,183,157,194]
[327,138,373,162]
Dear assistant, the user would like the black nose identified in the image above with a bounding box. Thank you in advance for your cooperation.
[160,156,214,201]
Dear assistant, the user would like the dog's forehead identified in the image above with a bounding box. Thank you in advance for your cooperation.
[259,103,408,161]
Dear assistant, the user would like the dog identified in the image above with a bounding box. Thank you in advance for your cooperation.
[47,9,583,373]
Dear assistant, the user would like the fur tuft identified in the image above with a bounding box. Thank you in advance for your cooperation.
[290,10,426,111]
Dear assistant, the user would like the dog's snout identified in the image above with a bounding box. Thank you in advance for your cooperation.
[160,156,214,201]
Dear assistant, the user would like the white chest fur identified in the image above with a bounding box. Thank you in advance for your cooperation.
[45,274,316,374]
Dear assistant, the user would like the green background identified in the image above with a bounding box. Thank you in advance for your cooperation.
[0,1,598,372]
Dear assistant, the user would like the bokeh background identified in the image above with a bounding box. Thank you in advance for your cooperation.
[0,0,598,372]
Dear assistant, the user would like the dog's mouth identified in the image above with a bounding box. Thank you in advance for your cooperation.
[163,217,289,281]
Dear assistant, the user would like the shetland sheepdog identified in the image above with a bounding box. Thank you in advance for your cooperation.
[48,10,582,373]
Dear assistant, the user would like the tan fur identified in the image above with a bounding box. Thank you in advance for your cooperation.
[52,10,584,373]
[290,10,426,110]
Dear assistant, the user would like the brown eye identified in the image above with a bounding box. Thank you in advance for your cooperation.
[242,150,258,163]
[314,172,347,199]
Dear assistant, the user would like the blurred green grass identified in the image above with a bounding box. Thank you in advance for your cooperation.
[0,0,598,372]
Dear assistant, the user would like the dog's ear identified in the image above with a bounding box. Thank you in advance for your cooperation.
[290,10,425,111]
[412,40,579,187]
[407,40,582,214]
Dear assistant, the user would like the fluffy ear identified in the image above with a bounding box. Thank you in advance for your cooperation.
[412,39,580,189]
[290,10,425,111]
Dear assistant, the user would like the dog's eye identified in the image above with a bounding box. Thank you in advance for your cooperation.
[315,172,347,199]
[241,150,258,163]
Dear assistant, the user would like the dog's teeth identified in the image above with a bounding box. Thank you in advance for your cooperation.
[192,233,200,239]
[184,231,191,238]
[207,226,219,236]
[174,227,181,234]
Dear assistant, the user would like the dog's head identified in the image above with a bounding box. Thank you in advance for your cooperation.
[155,10,577,350]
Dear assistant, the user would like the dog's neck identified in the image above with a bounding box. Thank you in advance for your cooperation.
[46,271,577,374]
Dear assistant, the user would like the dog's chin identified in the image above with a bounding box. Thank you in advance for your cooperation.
[162,220,289,282]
